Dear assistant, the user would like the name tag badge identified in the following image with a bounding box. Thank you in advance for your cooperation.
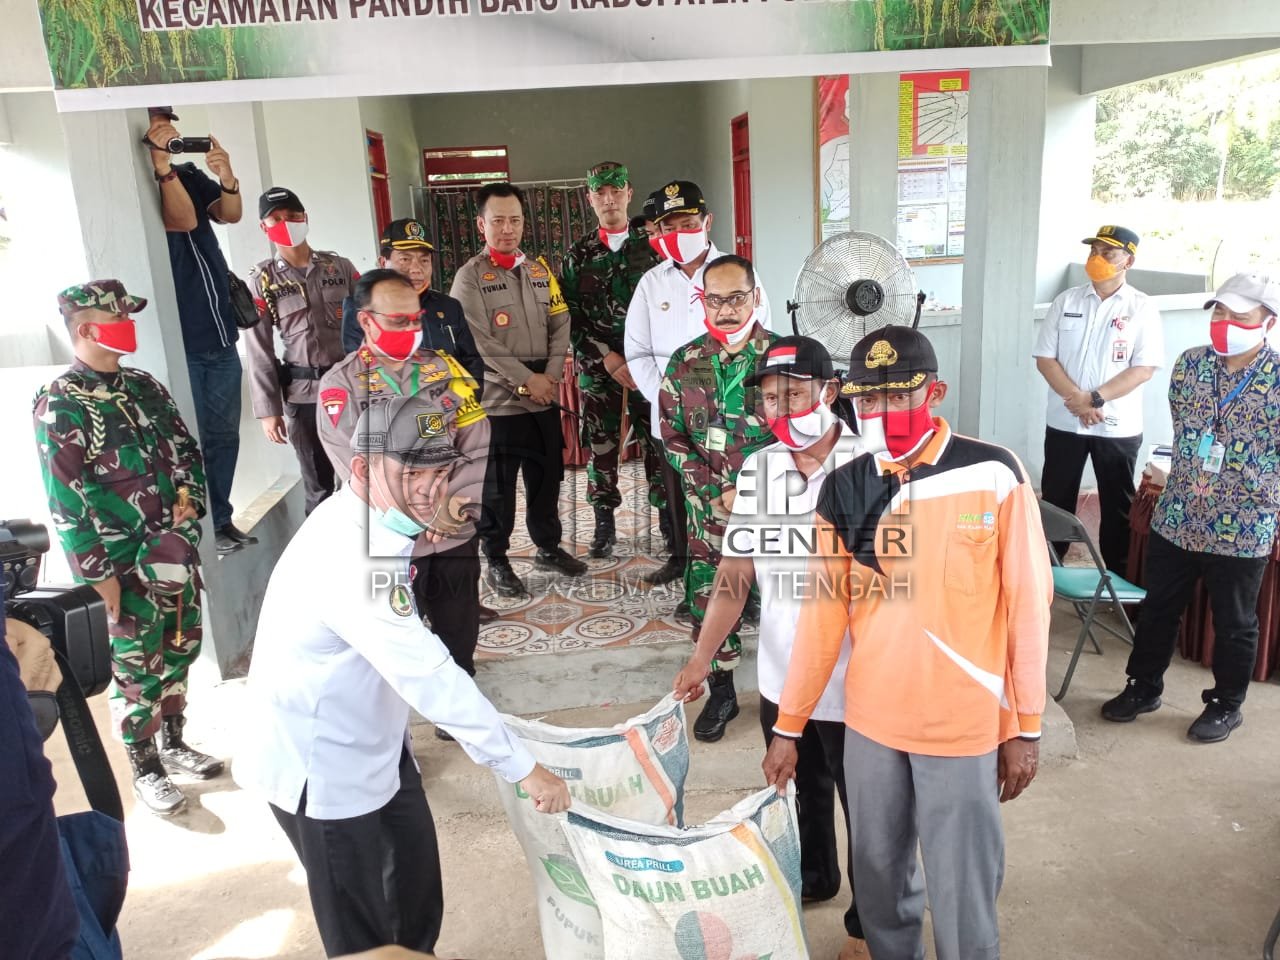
[706,426,727,453]
[1112,339,1129,363]
[1196,432,1216,459]
[1203,442,1226,475]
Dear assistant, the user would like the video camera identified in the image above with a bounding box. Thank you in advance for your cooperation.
[4,519,124,819]
[2,519,112,700]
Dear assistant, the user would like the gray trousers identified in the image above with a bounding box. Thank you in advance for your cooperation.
[843,727,1004,960]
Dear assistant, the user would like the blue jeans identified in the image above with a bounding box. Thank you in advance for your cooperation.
[185,344,242,529]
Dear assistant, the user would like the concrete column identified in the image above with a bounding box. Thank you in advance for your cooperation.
[958,67,1049,460]
[60,108,192,416]
[847,72,900,240]
[204,101,274,275]
[1036,46,1096,303]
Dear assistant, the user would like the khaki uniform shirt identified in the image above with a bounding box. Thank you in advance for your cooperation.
[246,249,358,416]
[316,344,488,483]
[449,253,570,417]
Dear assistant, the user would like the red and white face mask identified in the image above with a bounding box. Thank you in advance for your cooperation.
[656,227,709,265]
[856,383,937,460]
[265,218,309,248]
[768,394,838,450]
[1210,315,1272,356]
[598,227,628,254]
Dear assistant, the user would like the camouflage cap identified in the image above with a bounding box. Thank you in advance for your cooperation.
[353,394,461,467]
[57,280,148,319]
[135,526,198,597]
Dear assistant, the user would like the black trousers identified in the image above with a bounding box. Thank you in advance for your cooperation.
[477,409,564,561]
[411,535,481,676]
[659,455,689,563]
[1041,427,1142,574]
[758,697,862,939]
[1126,530,1268,709]
[270,747,443,959]
[285,401,337,516]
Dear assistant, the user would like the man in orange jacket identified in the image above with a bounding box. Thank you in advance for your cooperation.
[764,325,1053,960]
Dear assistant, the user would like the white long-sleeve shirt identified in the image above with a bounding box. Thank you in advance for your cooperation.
[624,243,772,438]
[233,486,535,820]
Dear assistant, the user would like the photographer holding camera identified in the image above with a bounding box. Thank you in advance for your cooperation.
[0,577,80,959]
[144,106,256,558]
[33,280,227,817]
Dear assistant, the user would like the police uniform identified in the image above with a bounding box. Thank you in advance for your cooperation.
[450,247,576,575]
[34,280,223,814]
[1032,225,1164,573]
[235,396,537,958]
[317,343,489,673]
[339,219,486,391]
[245,189,358,514]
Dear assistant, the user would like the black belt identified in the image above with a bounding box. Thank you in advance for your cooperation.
[285,363,333,380]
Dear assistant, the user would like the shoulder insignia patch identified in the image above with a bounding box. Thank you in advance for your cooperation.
[320,387,348,427]
[494,311,510,328]
[389,583,414,618]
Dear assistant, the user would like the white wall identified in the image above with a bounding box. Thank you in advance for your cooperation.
[0,91,83,368]
[358,95,422,235]
[0,0,52,91]
[260,98,380,273]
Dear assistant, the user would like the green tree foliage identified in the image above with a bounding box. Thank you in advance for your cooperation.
[1094,56,1280,203]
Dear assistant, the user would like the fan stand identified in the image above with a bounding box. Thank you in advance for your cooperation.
[786,288,927,335]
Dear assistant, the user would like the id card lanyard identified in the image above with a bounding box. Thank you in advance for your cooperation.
[1199,349,1267,474]
[378,361,420,398]
[707,352,751,453]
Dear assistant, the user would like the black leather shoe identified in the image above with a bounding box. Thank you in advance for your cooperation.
[643,555,684,585]
[693,672,739,743]
[214,530,245,556]
[486,560,528,598]
[1101,678,1162,722]
[589,507,617,559]
[534,547,588,576]
[217,523,258,545]
[478,604,500,624]
[1187,700,1243,743]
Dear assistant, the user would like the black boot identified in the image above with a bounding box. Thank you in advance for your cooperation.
[127,738,186,816]
[658,506,673,551]
[693,670,739,743]
[589,506,617,559]
[160,715,225,779]
[644,555,684,585]
[486,558,528,597]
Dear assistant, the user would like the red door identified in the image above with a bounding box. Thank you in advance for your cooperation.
[731,113,753,261]
[366,130,392,239]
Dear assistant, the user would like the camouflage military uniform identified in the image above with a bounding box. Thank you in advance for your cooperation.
[34,359,206,745]
[659,324,777,667]
[561,226,664,511]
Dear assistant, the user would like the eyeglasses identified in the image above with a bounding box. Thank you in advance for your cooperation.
[364,309,424,327]
[702,291,754,310]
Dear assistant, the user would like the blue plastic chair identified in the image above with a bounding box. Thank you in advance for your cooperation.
[1038,499,1147,701]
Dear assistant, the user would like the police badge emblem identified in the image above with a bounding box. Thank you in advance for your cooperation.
[418,412,445,437]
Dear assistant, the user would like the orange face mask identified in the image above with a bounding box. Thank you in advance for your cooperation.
[1085,253,1122,283]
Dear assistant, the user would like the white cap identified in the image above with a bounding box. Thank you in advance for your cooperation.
[1205,272,1280,317]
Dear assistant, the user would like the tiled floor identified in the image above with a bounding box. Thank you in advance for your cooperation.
[475,460,756,660]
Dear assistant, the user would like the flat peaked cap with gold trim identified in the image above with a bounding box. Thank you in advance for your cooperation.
[841,325,939,395]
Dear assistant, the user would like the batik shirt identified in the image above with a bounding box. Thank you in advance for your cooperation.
[1152,344,1280,558]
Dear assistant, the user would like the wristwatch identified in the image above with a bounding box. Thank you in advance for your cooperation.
[1090,390,1105,408]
